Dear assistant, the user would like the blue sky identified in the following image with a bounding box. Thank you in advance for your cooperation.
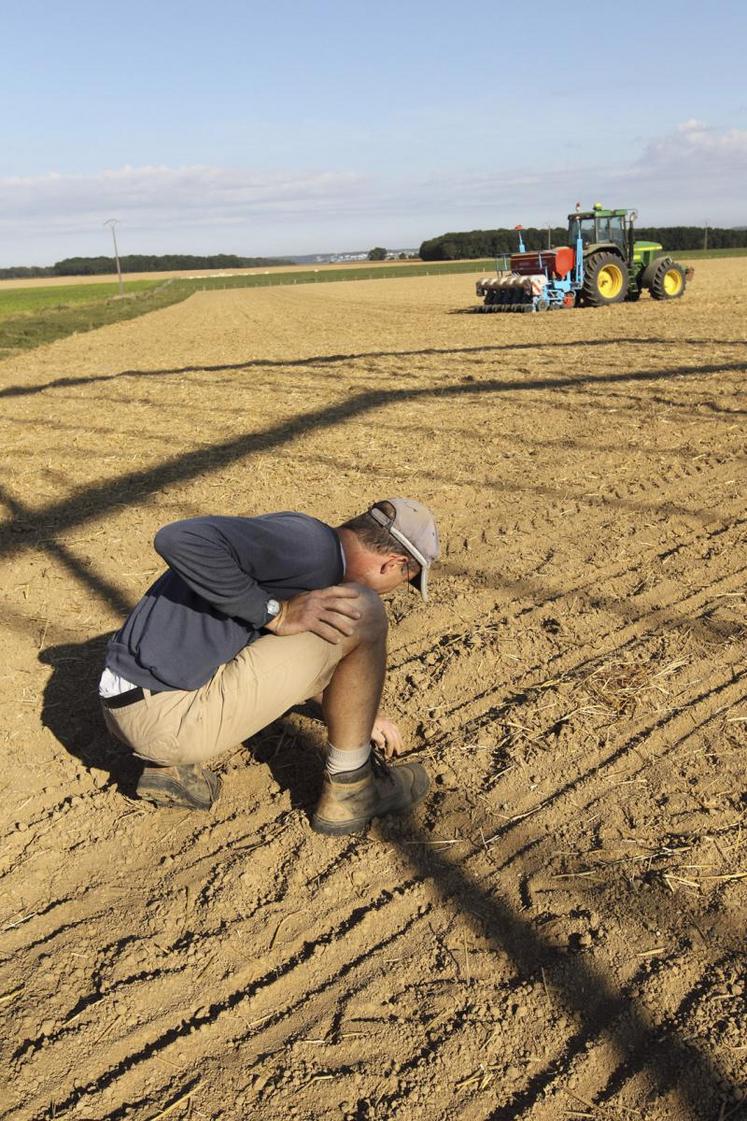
[2,0,746,265]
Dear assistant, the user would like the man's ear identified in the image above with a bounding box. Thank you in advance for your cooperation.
[381,552,407,574]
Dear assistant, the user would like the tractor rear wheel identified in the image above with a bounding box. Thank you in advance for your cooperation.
[650,260,686,301]
[582,252,629,307]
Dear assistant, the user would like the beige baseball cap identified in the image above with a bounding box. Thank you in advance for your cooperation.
[369,498,440,601]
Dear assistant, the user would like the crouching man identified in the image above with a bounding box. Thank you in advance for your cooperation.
[99,499,439,836]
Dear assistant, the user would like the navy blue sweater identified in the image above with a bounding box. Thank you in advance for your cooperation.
[106,513,344,692]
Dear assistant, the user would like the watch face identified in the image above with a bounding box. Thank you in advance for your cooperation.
[267,598,281,617]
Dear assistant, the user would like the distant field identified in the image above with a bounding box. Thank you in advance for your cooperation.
[0,257,476,291]
[182,259,495,291]
[1,247,742,295]
[673,247,747,259]
[0,261,494,357]
[0,249,743,358]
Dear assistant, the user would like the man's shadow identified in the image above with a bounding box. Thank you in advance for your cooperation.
[38,635,325,810]
[38,634,142,797]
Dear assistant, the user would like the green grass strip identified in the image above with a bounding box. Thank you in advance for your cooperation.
[0,279,160,320]
[0,280,195,356]
[669,247,747,259]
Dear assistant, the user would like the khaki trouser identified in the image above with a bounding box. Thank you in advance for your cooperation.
[101,631,345,766]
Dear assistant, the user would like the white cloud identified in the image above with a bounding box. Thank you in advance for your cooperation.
[1,121,745,264]
[638,118,747,173]
[0,165,370,228]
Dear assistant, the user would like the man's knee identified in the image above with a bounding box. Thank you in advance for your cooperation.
[346,584,387,647]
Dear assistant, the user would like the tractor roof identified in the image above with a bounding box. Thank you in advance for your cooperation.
[568,207,630,220]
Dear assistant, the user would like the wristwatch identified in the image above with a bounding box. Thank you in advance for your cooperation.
[265,598,281,626]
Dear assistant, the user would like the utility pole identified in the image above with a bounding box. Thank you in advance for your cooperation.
[703,219,709,253]
[104,218,124,295]
[546,223,552,250]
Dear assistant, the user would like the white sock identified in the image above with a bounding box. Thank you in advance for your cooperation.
[326,742,371,776]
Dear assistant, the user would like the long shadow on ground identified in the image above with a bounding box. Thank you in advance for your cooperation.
[390,827,743,1120]
[2,357,746,573]
[1,335,745,399]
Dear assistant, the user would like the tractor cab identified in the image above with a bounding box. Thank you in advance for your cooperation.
[568,205,635,262]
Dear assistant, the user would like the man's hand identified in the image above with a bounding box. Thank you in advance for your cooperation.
[266,585,362,645]
[371,714,404,760]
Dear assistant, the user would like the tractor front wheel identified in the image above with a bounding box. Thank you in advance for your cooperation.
[650,260,686,301]
[582,253,629,307]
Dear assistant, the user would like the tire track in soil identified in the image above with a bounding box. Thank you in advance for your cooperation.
[481,667,746,863]
[21,659,731,1121]
[3,816,371,1085]
[3,814,346,1075]
[302,436,746,534]
[589,954,743,1111]
[380,852,744,1121]
[290,841,744,1121]
[388,461,746,674]
[398,551,746,738]
[400,524,746,744]
[377,479,743,1120]
[321,461,744,1121]
[14,882,426,1121]
[409,564,746,883]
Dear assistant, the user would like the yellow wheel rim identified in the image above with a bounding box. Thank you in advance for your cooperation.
[663,268,683,296]
[598,263,624,299]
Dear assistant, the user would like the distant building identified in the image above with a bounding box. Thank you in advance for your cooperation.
[290,248,419,265]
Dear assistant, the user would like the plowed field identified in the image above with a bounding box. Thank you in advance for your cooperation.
[1,262,745,1121]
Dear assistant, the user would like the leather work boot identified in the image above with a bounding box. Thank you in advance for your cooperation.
[136,763,222,811]
[311,752,430,836]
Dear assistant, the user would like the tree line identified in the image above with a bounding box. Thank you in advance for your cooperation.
[419,226,747,260]
[0,253,293,279]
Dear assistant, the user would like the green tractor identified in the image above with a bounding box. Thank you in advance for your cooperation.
[475,204,695,312]
[571,204,693,306]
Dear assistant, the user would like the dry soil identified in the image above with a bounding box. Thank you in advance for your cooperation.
[1,263,745,1121]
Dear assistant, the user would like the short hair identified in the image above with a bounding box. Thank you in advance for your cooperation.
[341,501,406,557]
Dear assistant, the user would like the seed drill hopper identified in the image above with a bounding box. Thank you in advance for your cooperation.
[475,204,693,312]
